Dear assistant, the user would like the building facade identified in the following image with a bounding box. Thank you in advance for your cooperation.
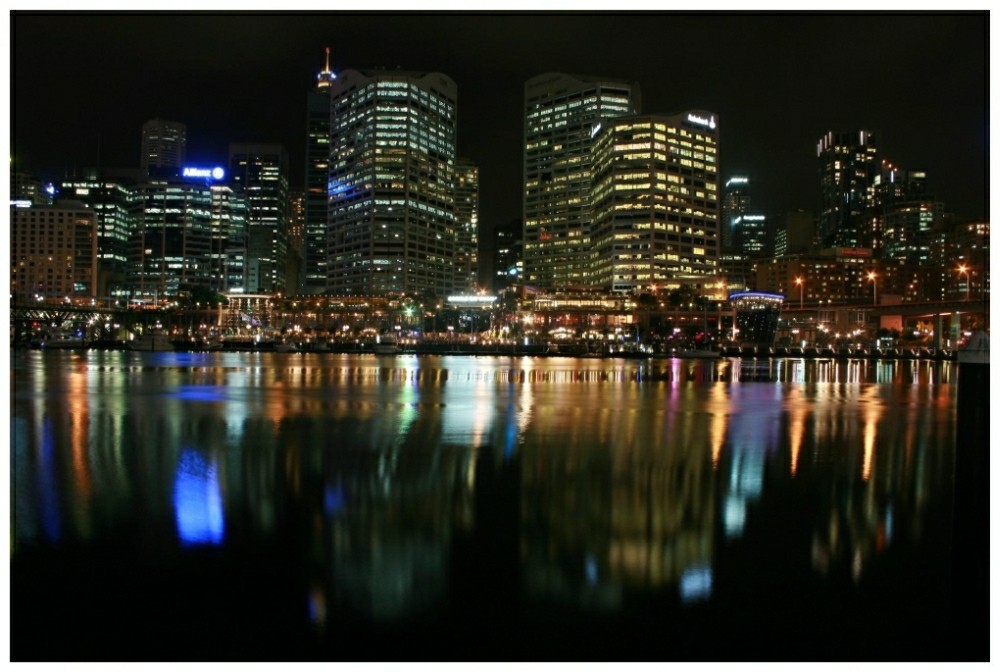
[229,143,289,294]
[326,69,458,297]
[59,172,136,297]
[589,111,720,293]
[128,179,213,299]
[12,201,98,302]
[522,73,640,289]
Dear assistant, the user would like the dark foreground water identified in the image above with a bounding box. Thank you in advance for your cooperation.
[10,350,985,661]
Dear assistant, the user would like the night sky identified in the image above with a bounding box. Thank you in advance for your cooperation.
[11,10,990,249]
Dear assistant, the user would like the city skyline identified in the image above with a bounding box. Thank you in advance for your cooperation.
[11,10,990,248]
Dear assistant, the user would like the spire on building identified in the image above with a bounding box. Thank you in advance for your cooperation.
[317,47,336,88]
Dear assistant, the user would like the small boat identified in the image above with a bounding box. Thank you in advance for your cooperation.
[373,334,401,355]
[128,332,174,352]
[40,334,87,349]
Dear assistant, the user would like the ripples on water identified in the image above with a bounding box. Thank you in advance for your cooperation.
[10,350,970,661]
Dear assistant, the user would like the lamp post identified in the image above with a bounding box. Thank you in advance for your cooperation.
[867,271,877,306]
[795,276,804,309]
[958,264,971,301]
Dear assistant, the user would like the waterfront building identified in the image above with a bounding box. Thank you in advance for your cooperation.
[141,118,187,177]
[755,248,874,305]
[326,69,458,297]
[229,143,289,294]
[589,111,720,294]
[304,48,336,294]
[721,175,750,252]
[11,200,98,302]
[729,291,783,346]
[454,158,480,292]
[816,130,879,250]
[523,73,640,289]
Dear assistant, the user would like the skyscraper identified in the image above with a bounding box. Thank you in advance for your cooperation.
[326,69,458,297]
[140,118,187,177]
[816,130,878,250]
[589,112,720,293]
[523,73,640,289]
[229,143,289,293]
[303,47,336,294]
[454,158,479,292]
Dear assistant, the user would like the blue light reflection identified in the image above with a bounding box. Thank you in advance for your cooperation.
[173,447,225,547]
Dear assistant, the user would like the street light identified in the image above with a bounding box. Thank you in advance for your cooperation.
[957,264,971,301]
[795,276,804,309]
[867,271,878,306]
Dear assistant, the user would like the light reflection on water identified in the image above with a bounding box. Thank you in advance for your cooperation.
[10,350,960,659]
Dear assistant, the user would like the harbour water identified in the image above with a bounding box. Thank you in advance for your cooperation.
[10,350,979,661]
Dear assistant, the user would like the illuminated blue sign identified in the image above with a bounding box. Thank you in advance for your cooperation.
[182,166,226,181]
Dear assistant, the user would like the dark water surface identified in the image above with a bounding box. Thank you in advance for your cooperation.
[10,350,978,661]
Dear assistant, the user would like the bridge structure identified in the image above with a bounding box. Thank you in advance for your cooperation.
[10,301,220,345]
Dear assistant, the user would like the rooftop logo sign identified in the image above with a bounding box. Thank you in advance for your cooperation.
[686,113,716,130]
[182,166,225,180]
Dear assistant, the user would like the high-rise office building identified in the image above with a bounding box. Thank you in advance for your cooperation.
[128,178,213,299]
[229,143,289,293]
[454,158,479,292]
[523,73,640,289]
[721,176,750,252]
[589,112,719,293]
[816,130,878,250]
[141,118,187,176]
[326,69,458,297]
[304,48,336,294]
[11,200,98,302]
[59,171,136,297]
